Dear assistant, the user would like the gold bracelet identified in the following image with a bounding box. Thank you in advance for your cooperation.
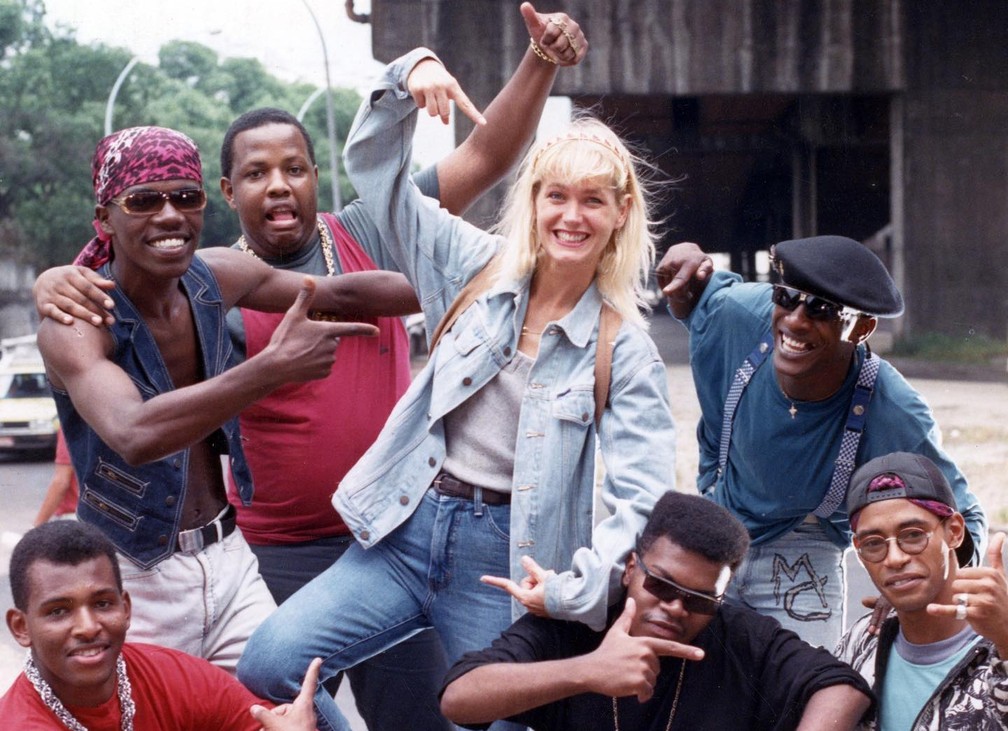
[529,38,557,65]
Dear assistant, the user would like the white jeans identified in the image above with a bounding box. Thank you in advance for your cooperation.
[117,529,276,674]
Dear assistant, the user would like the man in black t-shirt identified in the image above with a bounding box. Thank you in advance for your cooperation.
[441,492,873,730]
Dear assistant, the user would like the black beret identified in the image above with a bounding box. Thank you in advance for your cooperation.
[771,235,904,317]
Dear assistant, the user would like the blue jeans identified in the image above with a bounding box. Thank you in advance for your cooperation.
[238,488,523,731]
[249,535,450,731]
[727,520,847,649]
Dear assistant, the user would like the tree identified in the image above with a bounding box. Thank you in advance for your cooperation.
[0,0,362,267]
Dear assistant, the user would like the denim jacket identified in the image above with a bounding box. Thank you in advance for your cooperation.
[337,49,676,630]
[53,256,254,569]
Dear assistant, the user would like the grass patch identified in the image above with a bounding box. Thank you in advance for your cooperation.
[891,331,1008,365]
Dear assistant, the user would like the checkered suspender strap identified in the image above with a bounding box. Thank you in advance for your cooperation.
[718,332,774,475]
[812,351,880,517]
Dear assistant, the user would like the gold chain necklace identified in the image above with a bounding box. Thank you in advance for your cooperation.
[612,658,686,731]
[236,217,335,276]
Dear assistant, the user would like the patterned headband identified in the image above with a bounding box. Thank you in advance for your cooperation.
[92,126,203,206]
[531,130,631,177]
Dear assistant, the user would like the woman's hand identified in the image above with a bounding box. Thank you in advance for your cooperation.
[33,265,116,326]
[407,58,486,127]
[481,555,555,616]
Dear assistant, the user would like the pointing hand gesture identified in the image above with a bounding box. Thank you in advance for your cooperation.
[407,58,486,127]
[266,277,379,383]
[481,555,554,616]
[578,598,704,702]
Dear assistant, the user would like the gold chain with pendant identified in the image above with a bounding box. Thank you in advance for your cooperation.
[612,658,685,731]
[236,216,335,277]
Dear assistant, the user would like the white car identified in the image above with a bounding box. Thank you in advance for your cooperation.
[0,335,58,455]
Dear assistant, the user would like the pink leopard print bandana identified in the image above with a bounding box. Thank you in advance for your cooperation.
[78,126,203,268]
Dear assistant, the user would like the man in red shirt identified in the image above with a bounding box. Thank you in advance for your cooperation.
[2,520,318,730]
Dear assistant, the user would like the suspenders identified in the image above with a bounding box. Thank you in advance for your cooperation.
[718,334,880,518]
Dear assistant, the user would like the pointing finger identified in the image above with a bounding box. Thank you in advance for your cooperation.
[451,86,487,127]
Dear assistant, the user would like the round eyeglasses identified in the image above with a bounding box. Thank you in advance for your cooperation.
[854,520,947,563]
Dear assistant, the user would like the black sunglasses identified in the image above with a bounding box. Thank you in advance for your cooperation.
[110,188,207,216]
[771,284,844,322]
[635,551,722,615]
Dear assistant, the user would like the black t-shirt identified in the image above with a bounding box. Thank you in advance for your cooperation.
[443,601,873,731]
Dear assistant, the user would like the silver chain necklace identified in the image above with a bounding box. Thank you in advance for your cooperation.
[612,658,686,731]
[236,216,336,276]
[24,652,136,731]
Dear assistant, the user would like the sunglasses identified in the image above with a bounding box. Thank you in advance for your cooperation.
[109,188,207,216]
[770,285,845,322]
[635,551,722,615]
[854,519,947,564]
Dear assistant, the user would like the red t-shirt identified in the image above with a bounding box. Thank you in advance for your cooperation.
[53,429,79,517]
[0,643,271,729]
[227,215,411,544]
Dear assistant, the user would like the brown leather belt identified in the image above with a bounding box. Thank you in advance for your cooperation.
[432,471,511,506]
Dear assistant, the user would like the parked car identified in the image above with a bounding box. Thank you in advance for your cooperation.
[0,335,58,455]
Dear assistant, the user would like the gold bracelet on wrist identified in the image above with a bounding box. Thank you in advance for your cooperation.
[529,38,558,65]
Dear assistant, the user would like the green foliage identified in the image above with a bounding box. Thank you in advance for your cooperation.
[891,331,1008,365]
[0,0,363,267]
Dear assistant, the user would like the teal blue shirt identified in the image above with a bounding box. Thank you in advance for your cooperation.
[679,270,985,555]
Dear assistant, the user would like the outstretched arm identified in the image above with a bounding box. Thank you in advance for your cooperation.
[440,599,703,725]
[198,247,420,318]
[434,2,588,215]
[38,279,377,465]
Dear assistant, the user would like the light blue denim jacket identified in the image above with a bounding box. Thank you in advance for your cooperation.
[336,49,676,630]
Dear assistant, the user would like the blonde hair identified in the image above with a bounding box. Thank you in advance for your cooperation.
[492,116,658,327]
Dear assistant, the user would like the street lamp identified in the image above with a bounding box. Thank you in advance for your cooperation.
[297,88,327,122]
[105,56,140,135]
[299,0,341,212]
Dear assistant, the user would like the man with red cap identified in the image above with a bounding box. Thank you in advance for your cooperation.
[656,236,987,651]
[837,451,1008,729]
[35,124,403,673]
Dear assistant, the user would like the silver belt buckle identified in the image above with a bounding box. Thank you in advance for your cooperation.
[176,526,204,554]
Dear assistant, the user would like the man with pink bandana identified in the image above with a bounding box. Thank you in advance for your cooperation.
[35,125,409,673]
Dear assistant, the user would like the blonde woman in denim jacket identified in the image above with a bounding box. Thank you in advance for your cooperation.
[238,44,677,731]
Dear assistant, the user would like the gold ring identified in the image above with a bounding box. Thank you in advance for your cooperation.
[561,28,579,56]
[551,16,567,30]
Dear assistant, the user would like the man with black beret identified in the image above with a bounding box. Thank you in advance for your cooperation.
[655,236,987,650]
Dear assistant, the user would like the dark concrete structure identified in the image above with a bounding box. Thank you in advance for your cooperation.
[364,0,1008,341]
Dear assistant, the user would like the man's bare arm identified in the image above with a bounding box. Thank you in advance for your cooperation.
[198,247,421,318]
[434,2,587,215]
[794,684,872,731]
[38,280,376,465]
